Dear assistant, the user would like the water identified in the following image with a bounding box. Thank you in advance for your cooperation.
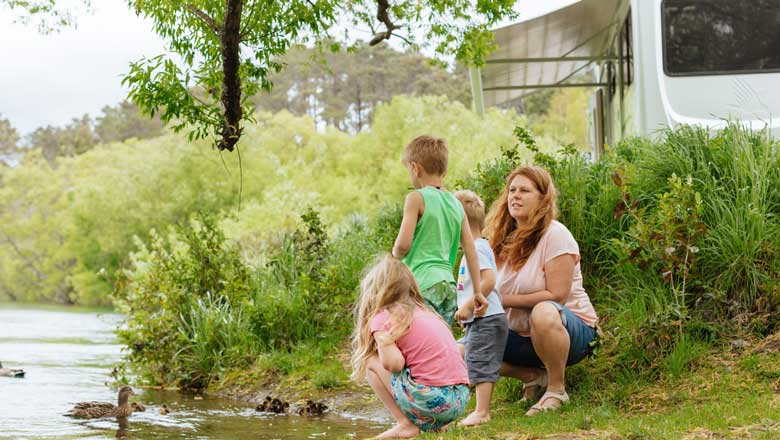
[0,305,385,439]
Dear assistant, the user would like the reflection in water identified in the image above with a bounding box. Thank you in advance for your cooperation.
[116,416,129,439]
[0,305,386,439]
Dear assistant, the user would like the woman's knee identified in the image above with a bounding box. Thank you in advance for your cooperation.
[529,302,564,331]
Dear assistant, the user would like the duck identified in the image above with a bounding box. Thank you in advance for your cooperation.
[297,399,328,416]
[255,396,289,414]
[159,404,170,415]
[131,402,146,412]
[0,361,25,378]
[65,386,137,419]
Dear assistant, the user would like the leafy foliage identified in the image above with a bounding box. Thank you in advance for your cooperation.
[1,0,91,33]
[123,0,516,151]
[0,115,19,157]
[0,96,521,305]
[115,214,255,388]
[252,42,471,132]
[94,101,165,143]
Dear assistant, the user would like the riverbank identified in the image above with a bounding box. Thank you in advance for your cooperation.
[0,304,385,439]
[207,332,780,439]
[207,340,390,422]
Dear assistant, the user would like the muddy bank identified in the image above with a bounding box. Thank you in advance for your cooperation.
[214,383,390,423]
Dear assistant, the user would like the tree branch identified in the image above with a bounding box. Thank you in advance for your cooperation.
[186,4,220,34]
[218,0,244,152]
[369,0,399,46]
[389,31,412,46]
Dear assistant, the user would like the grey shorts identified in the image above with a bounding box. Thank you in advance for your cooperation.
[461,313,509,385]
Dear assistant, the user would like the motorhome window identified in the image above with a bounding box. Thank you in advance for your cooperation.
[662,0,780,76]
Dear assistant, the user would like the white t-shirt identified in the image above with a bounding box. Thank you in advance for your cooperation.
[456,238,505,323]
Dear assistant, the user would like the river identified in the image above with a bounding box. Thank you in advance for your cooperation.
[0,304,385,439]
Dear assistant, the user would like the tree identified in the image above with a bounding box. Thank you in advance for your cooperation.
[0,115,19,163]
[95,100,164,143]
[124,0,515,152]
[0,0,92,33]
[27,115,97,167]
[252,43,470,132]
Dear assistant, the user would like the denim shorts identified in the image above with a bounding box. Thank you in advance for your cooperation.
[390,368,469,431]
[503,301,596,368]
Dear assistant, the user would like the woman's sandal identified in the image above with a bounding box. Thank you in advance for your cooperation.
[525,390,569,416]
[519,370,548,403]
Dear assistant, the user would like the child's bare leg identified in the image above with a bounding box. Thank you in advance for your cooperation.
[457,343,465,358]
[458,381,494,426]
[365,356,420,439]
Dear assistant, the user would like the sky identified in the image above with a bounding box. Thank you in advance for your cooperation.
[0,0,577,136]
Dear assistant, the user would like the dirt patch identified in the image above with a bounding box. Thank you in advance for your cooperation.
[728,420,780,438]
[682,427,726,439]
[750,332,780,355]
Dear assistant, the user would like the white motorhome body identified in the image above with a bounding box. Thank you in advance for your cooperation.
[478,0,780,152]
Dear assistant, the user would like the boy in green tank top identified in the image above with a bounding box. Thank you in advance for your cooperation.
[392,135,487,326]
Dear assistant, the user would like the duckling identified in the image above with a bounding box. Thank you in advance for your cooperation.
[255,396,272,412]
[270,397,289,414]
[65,386,137,419]
[159,404,170,415]
[297,399,328,416]
[0,361,25,378]
[255,396,289,413]
[131,402,146,412]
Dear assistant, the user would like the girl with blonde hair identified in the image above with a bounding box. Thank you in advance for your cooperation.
[352,254,469,438]
[486,166,598,416]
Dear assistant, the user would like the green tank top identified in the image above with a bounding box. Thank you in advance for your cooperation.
[402,186,464,291]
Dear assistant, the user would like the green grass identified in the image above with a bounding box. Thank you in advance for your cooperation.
[413,343,780,439]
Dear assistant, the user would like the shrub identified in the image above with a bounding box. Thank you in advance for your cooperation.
[115,213,255,388]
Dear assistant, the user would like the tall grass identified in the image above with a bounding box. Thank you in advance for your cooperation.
[175,293,257,389]
[624,125,780,310]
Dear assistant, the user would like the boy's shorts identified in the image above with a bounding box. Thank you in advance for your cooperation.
[461,313,508,384]
[421,281,457,326]
[503,301,596,368]
[390,368,469,432]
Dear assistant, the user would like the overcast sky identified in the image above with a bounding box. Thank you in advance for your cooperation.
[0,0,577,135]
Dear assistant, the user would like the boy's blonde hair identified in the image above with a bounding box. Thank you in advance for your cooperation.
[402,135,449,176]
[350,254,427,382]
[454,189,486,231]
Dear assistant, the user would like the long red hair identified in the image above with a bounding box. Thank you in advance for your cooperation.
[485,166,558,271]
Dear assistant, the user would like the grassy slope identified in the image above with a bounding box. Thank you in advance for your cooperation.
[214,334,780,439]
[428,334,780,439]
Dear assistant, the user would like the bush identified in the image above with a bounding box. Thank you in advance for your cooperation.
[115,213,255,388]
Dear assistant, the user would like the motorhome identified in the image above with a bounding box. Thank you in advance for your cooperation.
[474,0,780,156]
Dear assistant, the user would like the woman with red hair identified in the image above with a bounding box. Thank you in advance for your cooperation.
[485,166,597,416]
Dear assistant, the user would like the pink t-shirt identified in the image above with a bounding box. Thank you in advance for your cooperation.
[498,221,598,336]
[370,308,469,386]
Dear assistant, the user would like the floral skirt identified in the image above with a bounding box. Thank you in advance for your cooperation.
[390,368,469,431]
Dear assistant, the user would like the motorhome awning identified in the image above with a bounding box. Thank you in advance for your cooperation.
[482,0,626,108]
